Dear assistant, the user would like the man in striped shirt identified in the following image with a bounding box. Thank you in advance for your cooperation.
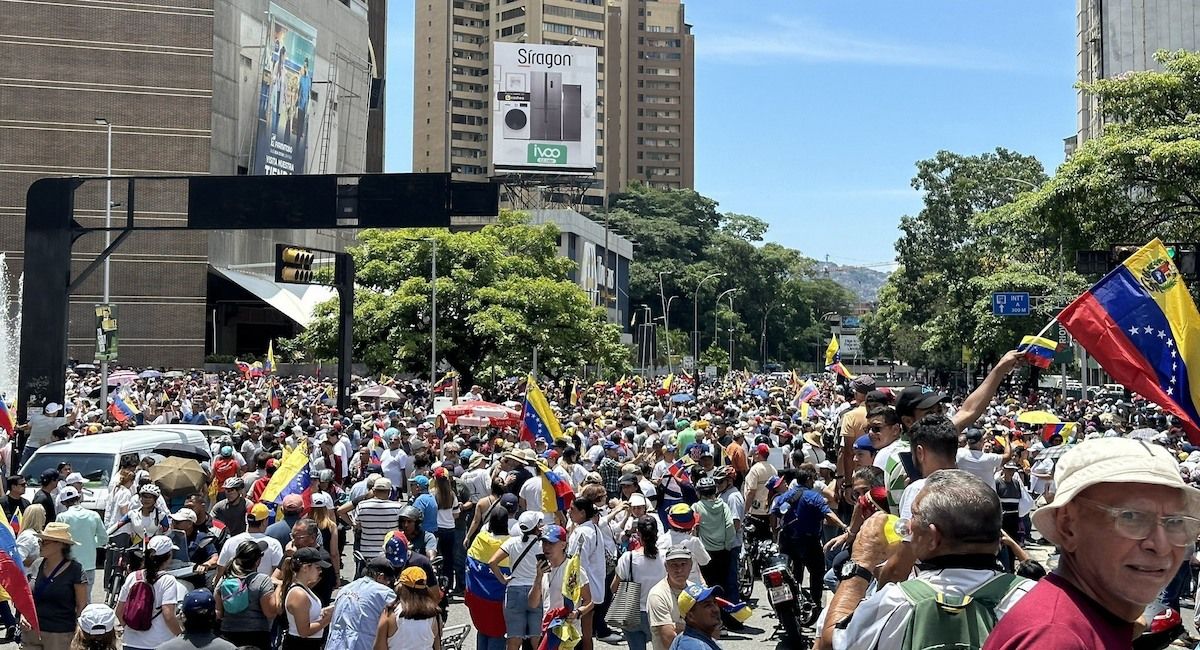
[353,477,405,561]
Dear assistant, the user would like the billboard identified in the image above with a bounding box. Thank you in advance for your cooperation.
[491,42,597,173]
[841,334,862,358]
[252,4,317,175]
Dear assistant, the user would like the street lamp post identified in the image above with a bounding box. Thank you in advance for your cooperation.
[662,295,678,373]
[760,303,778,370]
[425,238,437,401]
[692,272,724,366]
[722,290,737,375]
[714,288,738,342]
[95,118,112,411]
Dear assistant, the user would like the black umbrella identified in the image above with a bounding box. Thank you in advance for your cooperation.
[152,442,209,462]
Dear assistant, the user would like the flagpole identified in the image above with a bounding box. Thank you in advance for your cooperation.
[1032,316,1059,341]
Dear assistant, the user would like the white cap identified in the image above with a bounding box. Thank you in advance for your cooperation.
[169,508,197,523]
[65,472,84,486]
[310,492,334,509]
[517,510,544,533]
[57,486,80,502]
[44,402,62,414]
[146,535,178,557]
[78,603,117,634]
[628,493,648,508]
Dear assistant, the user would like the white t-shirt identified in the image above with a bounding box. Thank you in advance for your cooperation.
[118,570,180,648]
[501,534,542,587]
[615,549,666,610]
[217,531,284,575]
[519,475,543,513]
[541,558,590,619]
[956,448,1003,487]
[568,521,608,602]
[380,447,407,487]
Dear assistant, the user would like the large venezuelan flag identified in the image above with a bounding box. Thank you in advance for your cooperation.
[0,521,35,633]
[465,529,510,639]
[539,463,575,514]
[261,440,312,510]
[520,374,565,445]
[0,400,13,436]
[1059,239,1200,440]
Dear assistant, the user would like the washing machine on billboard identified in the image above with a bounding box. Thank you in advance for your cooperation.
[499,71,530,140]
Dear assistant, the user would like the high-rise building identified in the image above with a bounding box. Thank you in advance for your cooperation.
[1,0,386,368]
[1073,0,1200,152]
[413,0,694,205]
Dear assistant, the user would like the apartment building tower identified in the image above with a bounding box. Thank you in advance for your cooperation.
[413,0,694,205]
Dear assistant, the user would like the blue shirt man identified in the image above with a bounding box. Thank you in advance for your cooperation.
[326,557,398,650]
[411,475,438,534]
[770,486,831,539]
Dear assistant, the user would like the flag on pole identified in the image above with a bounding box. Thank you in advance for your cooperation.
[265,341,276,373]
[1058,238,1200,440]
[108,392,139,423]
[8,509,21,535]
[1017,335,1059,369]
[235,359,251,376]
[261,440,312,511]
[824,336,840,367]
[520,375,565,445]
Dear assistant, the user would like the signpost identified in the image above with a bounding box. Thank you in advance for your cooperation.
[991,292,1031,316]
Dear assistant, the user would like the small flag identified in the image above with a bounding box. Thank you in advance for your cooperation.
[717,597,753,623]
[827,361,856,380]
[268,382,281,411]
[8,509,21,535]
[235,359,251,376]
[666,458,691,485]
[1017,335,1059,369]
[1041,422,1076,442]
[0,400,14,436]
[569,380,581,407]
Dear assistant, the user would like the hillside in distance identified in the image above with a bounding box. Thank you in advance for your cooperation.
[824,263,890,303]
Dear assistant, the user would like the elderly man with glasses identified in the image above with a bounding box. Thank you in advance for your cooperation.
[983,437,1200,649]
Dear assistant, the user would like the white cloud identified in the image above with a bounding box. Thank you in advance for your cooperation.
[700,15,1017,72]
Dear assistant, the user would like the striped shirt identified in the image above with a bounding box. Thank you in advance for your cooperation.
[354,498,405,557]
[879,439,910,513]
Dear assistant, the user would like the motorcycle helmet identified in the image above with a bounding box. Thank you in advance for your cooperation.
[398,505,424,525]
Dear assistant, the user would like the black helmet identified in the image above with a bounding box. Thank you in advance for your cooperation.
[696,476,717,494]
[754,435,772,447]
[398,505,424,524]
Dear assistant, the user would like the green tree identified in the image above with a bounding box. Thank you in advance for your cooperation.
[289,212,630,386]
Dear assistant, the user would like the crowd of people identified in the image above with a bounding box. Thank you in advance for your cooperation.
[1,354,1198,650]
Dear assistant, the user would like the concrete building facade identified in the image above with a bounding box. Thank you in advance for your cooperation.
[412,0,694,205]
[1074,0,1200,150]
[1,0,385,368]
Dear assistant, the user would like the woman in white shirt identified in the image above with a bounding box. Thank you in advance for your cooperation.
[15,504,45,576]
[611,516,667,650]
[116,535,182,650]
[374,566,441,650]
[488,511,545,650]
[430,467,461,593]
[568,497,608,650]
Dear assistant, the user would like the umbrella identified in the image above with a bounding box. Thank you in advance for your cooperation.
[163,370,186,378]
[352,385,403,401]
[1016,410,1060,425]
[1129,427,1160,441]
[149,456,208,497]
[74,363,96,371]
[670,393,695,403]
[139,370,162,379]
[440,401,521,427]
[750,389,769,398]
[107,370,138,386]
[152,442,210,462]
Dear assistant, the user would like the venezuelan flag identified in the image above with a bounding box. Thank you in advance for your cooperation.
[465,529,509,639]
[261,440,312,511]
[716,597,753,623]
[662,374,675,393]
[827,361,857,380]
[1017,335,1059,369]
[793,380,818,407]
[8,509,20,535]
[666,458,691,485]
[540,463,575,514]
[268,382,281,411]
[235,359,251,376]
[265,341,276,373]
[825,336,841,367]
[520,374,564,445]
[108,393,138,423]
[1059,239,1200,440]
[0,520,35,633]
[569,380,581,407]
[1041,422,1077,443]
[538,607,583,650]
[0,400,13,436]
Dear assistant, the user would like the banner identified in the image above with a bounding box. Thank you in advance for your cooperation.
[252,4,317,175]
[491,42,597,173]
[94,304,118,362]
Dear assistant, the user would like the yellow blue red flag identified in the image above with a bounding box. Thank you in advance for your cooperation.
[1059,238,1200,440]
[520,374,564,445]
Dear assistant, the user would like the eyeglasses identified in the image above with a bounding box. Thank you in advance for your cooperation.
[1075,497,1200,547]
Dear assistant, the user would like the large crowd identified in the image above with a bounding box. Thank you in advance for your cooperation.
[0,353,1197,650]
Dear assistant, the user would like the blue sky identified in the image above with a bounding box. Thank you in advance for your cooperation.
[383,1,1078,269]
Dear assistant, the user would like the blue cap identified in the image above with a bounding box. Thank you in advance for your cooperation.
[384,427,400,441]
[603,440,618,450]
[500,493,519,511]
[182,589,216,615]
[410,475,430,489]
[387,410,399,419]
[854,435,876,452]
[678,583,722,616]
[460,449,473,461]
[366,463,383,475]
[542,524,568,543]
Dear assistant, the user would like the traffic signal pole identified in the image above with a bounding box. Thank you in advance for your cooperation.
[335,253,355,413]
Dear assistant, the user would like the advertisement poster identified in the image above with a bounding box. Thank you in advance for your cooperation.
[252,4,317,175]
[94,304,118,362]
[491,42,597,173]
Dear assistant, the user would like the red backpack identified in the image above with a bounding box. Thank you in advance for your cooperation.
[123,570,158,631]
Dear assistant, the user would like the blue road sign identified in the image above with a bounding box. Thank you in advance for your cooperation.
[992,292,1031,316]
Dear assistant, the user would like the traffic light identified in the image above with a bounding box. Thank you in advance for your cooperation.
[275,244,315,284]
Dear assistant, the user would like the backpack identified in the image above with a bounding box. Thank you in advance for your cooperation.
[218,575,252,614]
[897,573,1028,650]
[123,570,159,631]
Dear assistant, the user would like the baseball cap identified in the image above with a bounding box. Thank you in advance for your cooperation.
[1033,437,1200,545]
[603,440,619,450]
[964,428,985,442]
[294,546,332,568]
[78,603,117,634]
[518,511,544,533]
[409,475,429,489]
[755,443,770,457]
[246,502,270,523]
[40,469,59,483]
[181,589,216,616]
[678,583,722,617]
[367,555,399,576]
[64,472,84,486]
[665,545,692,562]
[850,375,876,394]
[146,535,179,557]
[765,476,783,493]
[170,508,198,523]
[865,389,891,405]
[399,566,428,589]
[895,386,947,418]
[853,435,875,452]
[499,493,519,512]
[310,492,334,509]
[373,477,394,492]
[628,493,648,508]
[58,486,80,502]
[542,524,568,543]
[282,494,304,512]
[618,473,638,486]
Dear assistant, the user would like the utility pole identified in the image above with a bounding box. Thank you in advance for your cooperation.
[428,238,437,394]
[693,272,724,364]
[95,118,112,411]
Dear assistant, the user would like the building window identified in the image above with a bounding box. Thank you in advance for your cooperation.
[499,7,524,21]
[544,22,572,35]
[499,23,525,37]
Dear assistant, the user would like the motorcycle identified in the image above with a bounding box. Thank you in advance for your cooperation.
[758,538,815,650]
[737,520,767,601]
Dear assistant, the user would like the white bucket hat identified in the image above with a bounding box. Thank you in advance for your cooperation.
[1032,437,1200,545]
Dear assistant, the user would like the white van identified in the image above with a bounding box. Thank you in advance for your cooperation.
[19,427,211,516]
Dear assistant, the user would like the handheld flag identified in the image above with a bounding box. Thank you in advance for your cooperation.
[0,399,14,436]
[465,529,510,639]
[265,341,276,373]
[1017,335,1059,370]
[569,380,581,407]
[268,382,282,411]
[8,509,20,535]
[824,336,840,367]
[108,393,138,423]
[716,597,753,624]
[827,361,857,380]
[1058,239,1200,440]
[539,463,575,514]
[662,374,675,394]
[261,440,312,511]
[0,520,36,633]
[520,375,565,445]
[538,607,583,650]
[666,458,691,485]
[235,359,251,376]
